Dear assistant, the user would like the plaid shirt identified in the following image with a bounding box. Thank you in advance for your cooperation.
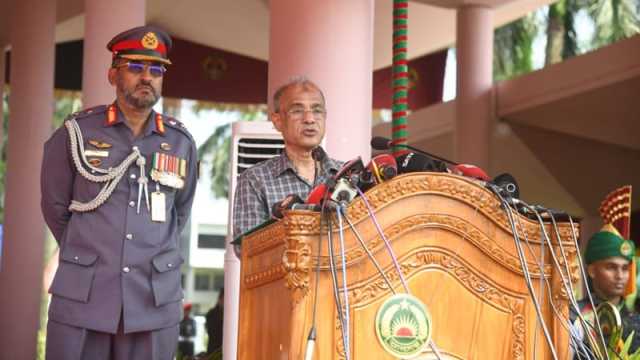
[232,152,342,238]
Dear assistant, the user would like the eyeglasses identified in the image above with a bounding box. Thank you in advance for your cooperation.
[284,107,326,121]
[114,62,166,78]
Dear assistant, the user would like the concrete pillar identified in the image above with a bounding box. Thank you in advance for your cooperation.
[455,5,493,169]
[82,0,146,107]
[0,0,56,358]
[268,0,374,162]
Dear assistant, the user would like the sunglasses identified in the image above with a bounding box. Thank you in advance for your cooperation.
[114,61,166,77]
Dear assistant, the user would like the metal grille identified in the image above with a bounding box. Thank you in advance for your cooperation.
[236,137,284,175]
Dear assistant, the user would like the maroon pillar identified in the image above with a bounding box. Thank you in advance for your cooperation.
[0,0,55,358]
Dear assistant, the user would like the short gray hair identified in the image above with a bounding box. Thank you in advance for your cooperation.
[272,76,326,113]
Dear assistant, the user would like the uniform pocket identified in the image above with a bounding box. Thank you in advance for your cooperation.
[151,249,184,307]
[49,247,99,303]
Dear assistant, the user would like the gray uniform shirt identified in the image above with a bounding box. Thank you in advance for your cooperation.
[41,104,197,334]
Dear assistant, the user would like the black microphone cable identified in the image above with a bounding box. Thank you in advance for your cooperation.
[488,186,560,360]
[354,187,445,359]
[342,210,396,294]
[305,181,335,360]
[567,214,616,359]
[546,208,611,360]
[335,204,352,359]
[511,203,599,359]
[519,202,608,359]
[545,209,607,360]
[327,215,349,359]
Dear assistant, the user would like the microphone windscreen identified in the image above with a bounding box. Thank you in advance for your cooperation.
[306,184,328,205]
[367,154,398,181]
[272,194,304,219]
[335,157,365,179]
[492,173,520,199]
[453,164,490,181]
[396,152,447,174]
[370,136,392,150]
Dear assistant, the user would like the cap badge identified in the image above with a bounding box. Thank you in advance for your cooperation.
[142,32,159,49]
[620,241,633,257]
[88,158,102,167]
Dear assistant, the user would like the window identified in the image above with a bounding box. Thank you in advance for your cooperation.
[197,234,226,249]
[195,273,213,291]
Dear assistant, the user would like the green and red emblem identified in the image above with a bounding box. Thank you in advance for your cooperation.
[375,293,432,359]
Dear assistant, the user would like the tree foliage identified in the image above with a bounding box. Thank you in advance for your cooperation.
[493,0,640,80]
[196,103,267,199]
[589,0,640,47]
[493,15,538,81]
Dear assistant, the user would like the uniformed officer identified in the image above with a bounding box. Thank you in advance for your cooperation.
[41,26,198,360]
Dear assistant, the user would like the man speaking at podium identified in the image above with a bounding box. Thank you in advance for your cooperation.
[232,78,342,238]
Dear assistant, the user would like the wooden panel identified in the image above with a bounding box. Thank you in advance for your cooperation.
[237,172,579,359]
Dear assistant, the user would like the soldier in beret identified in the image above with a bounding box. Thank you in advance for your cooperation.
[41,25,197,360]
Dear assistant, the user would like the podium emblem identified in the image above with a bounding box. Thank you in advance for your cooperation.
[375,293,432,359]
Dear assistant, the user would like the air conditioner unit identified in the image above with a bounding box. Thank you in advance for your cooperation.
[223,121,283,360]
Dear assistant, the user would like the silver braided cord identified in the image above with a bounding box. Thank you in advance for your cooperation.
[65,118,144,212]
[65,119,140,182]
[71,119,111,175]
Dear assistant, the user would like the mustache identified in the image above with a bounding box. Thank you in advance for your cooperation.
[135,82,157,96]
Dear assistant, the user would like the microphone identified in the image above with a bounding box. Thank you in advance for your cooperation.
[311,146,326,162]
[452,164,522,203]
[452,164,490,181]
[358,154,399,191]
[330,178,358,204]
[368,154,398,182]
[396,152,447,174]
[334,157,365,180]
[271,194,304,219]
[492,173,520,199]
[306,184,330,205]
[370,136,458,166]
[307,157,365,206]
[370,136,394,151]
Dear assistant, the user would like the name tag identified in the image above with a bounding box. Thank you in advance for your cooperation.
[151,191,166,222]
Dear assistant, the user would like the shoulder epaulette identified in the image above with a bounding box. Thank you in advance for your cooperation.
[68,105,108,121]
[162,115,194,141]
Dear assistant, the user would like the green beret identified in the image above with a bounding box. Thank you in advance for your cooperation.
[585,230,635,264]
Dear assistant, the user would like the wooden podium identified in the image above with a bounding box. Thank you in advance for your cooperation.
[237,172,579,359]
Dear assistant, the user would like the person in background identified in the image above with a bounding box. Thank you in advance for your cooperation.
[205,288,225,355]
[573,224,640,357]
[178,303,197,358]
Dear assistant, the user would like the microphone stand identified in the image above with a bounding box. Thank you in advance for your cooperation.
[373,137,458,166]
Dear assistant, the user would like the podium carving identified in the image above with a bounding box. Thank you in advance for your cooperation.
[237,172,579,359]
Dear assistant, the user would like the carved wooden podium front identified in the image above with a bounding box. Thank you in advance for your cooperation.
[237,172,578,359]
